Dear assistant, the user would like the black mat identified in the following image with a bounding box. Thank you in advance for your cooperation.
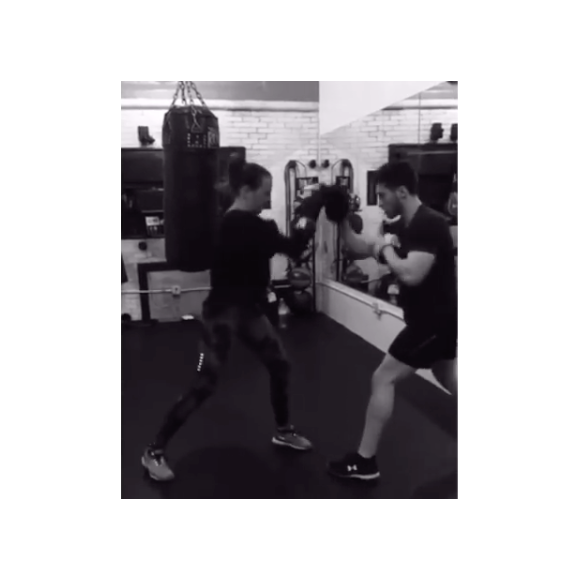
[122,315,457,498]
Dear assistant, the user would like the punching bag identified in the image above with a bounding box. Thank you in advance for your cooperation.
[163,81,220,272]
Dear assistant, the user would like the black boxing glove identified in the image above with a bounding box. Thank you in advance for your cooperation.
[290,216,322,243]
[321,185,350,223]
[287,214,316,258]
[264,217,313,262]
[295,189,327,223]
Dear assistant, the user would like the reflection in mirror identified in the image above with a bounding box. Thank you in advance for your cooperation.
[320,82,458,307]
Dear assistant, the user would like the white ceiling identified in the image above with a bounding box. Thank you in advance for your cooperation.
[121,81,456,102]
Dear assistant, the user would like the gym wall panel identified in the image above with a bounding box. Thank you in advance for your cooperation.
[121,239,167,321]
[121,238,211,322]
[147,270,210,322]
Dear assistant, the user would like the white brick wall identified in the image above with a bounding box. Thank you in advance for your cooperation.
[121,109,318,165]
[323,108,458,170]
[121,106,457,209]
[122,108,318,221]
[122,105,457,291]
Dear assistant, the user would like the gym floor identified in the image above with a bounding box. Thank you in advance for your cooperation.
[122,315,457,499]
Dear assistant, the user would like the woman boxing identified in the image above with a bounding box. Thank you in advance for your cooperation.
[142,156,322,482]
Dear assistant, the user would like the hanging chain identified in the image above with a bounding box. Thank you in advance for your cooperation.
[170,81,185,107]
[169,82,208,132]
[170,81,208,109]
[185,82,197,108]
[185,82,208,113]
[189,82,208,107]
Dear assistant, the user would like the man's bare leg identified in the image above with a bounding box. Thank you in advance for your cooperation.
[328,354,414,481]
[358,355,416,458]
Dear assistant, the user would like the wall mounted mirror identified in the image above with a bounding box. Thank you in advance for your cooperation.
[318,82,458,310]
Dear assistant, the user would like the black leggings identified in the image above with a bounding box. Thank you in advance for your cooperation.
[153,302,291,450]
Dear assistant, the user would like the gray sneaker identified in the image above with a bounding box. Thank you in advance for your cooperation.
[272,427,313,451]
[142,448,175,482]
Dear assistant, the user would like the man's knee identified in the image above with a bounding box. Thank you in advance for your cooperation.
[372,355,415,391]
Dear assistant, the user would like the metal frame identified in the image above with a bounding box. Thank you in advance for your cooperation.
[285,175,319,315]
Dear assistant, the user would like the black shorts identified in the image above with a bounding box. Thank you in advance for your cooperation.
[389,324,457,370]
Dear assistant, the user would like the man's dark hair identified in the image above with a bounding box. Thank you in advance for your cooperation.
[376,161,418,195]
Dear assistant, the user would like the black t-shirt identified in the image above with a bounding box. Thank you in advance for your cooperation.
[394,205,457,328]
[208,210,305,307]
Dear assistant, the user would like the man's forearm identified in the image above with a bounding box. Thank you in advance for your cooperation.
[339,222,376,259]
[380,246,415,286]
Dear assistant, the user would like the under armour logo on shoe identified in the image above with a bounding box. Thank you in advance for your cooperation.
[347,465,358,472]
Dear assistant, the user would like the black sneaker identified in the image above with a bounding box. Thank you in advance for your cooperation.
[328,452,380,481]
